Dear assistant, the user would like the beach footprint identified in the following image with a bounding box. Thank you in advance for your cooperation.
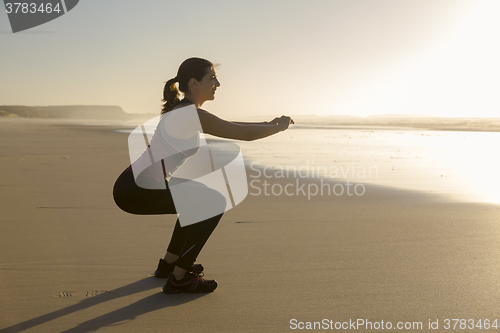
[55,292,72,298]
[54,290,110,298]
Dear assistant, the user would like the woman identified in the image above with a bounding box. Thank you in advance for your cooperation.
[113,57,293,294]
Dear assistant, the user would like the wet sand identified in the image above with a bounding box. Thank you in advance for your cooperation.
[0,118,499,333]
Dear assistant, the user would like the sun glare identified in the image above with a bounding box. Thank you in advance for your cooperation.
[423,0,500,117]
[347,0,500,118]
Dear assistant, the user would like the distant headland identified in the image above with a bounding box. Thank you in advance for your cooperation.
[0,105,155,120]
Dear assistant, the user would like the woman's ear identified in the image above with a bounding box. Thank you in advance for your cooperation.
[188,78,198,91]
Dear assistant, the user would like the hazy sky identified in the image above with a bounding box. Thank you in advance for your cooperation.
[1,0,499,118]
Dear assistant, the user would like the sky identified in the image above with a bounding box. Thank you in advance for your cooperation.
[1,0,499,119]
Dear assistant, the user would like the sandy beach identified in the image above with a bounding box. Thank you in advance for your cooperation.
[1,118,499,333]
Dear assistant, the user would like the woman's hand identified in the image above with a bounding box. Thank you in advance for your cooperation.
[274,115,295,131]
[269,117,280,125]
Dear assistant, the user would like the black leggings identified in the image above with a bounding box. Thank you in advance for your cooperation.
[112,169,224,270]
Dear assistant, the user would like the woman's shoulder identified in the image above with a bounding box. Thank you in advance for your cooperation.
[171,99,194,112]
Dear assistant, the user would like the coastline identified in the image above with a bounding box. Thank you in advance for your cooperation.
[1,118,499,332]
[3,112,500,133]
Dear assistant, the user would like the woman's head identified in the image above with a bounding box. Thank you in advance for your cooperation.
[161,57,218,114]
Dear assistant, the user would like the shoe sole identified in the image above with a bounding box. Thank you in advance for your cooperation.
[162,281,218,294]
[162,287,217,294]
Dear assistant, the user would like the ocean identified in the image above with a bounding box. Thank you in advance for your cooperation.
[116,122,500,204]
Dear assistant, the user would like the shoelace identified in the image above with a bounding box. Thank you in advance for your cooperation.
[190,264,204,278]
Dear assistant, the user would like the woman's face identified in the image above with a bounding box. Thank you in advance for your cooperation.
[197,67,220,102]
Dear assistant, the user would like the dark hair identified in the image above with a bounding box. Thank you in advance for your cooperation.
[161,57,214,114]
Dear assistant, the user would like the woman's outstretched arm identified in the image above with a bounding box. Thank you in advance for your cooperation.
[232,117,295,126]
[232,121,270,125]
[197,109,293,141]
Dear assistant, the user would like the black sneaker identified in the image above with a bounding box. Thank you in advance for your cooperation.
[154,259,204,278]
[154,259,175,278]
[162,270,217,294]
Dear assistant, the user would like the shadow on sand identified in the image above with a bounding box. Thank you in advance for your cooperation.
[0,277,207,333]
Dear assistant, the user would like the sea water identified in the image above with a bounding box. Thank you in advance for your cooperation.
[117,123,500,203]
[235,125,500,203]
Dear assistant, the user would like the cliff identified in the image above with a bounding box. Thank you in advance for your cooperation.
[0,105,130,119]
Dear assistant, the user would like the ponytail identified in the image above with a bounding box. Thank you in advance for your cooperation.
[161,77,180,114]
